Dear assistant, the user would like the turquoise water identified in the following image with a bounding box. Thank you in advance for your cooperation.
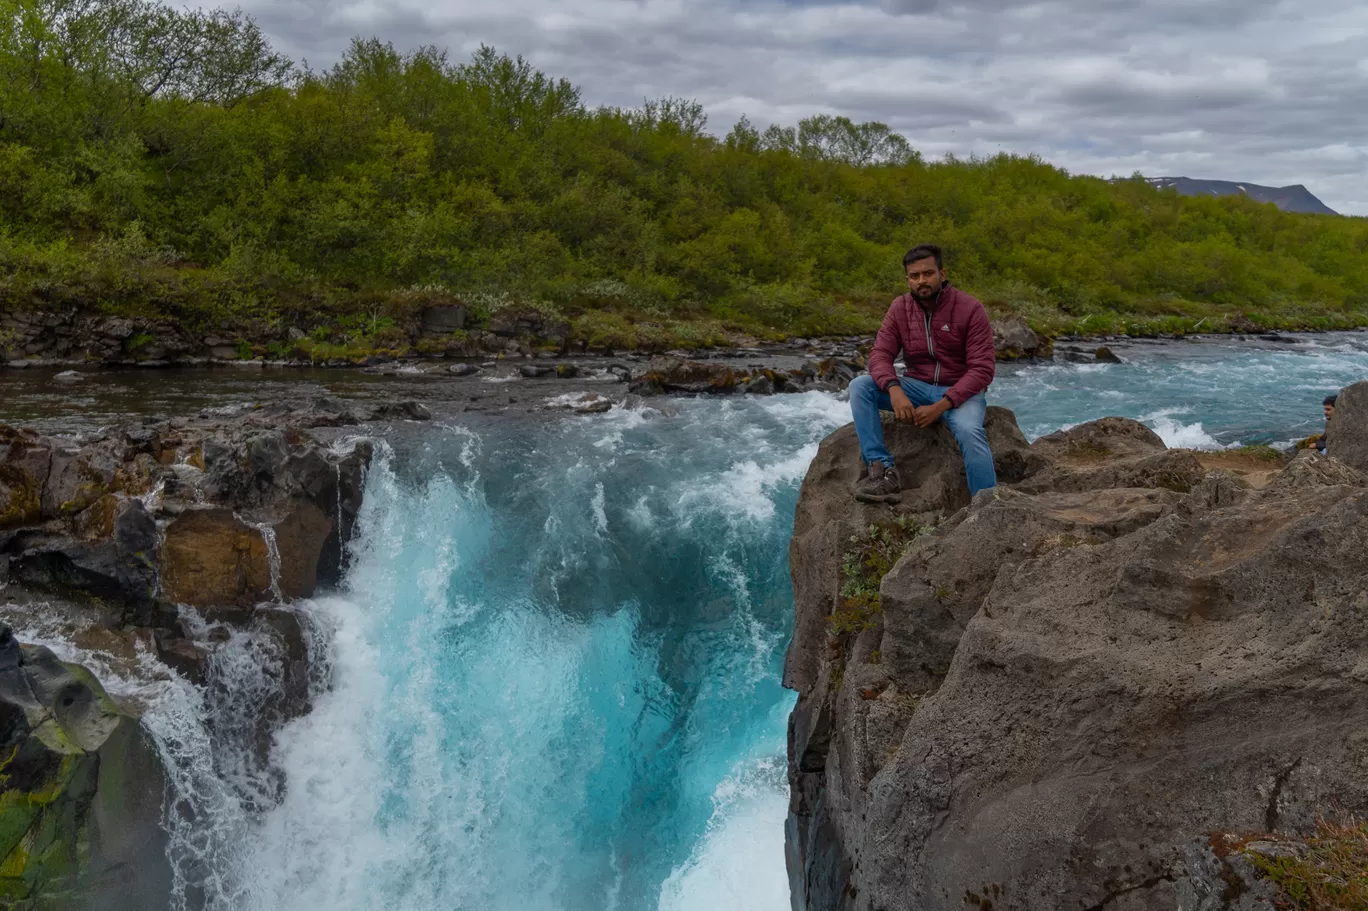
[120,334,1368,911]
[996,333,1368,446]
[211,394,853,911]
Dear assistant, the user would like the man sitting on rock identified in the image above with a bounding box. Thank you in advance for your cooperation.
[1299,394,1338,452]
[850,244,997,504]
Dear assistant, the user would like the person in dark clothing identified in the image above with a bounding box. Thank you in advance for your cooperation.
[1298,394,1338,452]
[851,244,997,504]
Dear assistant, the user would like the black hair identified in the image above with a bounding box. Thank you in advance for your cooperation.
[902,244,943,271]
[1325,394,1339,406]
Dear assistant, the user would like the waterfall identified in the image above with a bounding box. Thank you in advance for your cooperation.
[252,523,284,602]
[128,392,850,911]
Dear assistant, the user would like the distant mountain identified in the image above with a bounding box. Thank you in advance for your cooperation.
[1138,176,1338,215]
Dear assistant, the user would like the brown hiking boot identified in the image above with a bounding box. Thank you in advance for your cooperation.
[854,462,902,504]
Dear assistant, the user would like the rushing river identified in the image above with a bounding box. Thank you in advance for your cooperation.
[5,332,1368,911]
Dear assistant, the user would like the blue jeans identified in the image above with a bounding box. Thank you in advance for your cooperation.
[849,374,997,496]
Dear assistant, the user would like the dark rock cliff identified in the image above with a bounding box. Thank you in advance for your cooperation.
[0,398,383,906]
[786,409,1368,910]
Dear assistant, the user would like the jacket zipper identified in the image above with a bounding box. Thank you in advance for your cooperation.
[921,304,941,385]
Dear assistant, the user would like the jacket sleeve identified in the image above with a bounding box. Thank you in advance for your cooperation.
[867,300,904,392]
[944,303,996,406]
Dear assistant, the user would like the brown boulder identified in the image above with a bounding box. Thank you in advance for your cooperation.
[159,507,272,607]
[630,357,747,395]
[270,502,334,600]
[1019,416,1206,494]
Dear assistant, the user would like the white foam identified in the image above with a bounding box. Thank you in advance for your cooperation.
[1148,416,1225,450]
[677,443,819,523]
[592,482,609,533]
[657,756,791,911]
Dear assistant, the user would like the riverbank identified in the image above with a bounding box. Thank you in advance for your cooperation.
[5,295,1364,371]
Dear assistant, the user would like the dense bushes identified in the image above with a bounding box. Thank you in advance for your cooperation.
[3,0,1367,343]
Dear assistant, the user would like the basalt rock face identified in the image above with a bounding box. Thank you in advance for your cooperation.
[1,404,371,615]
[0,402,375,906]
[0,626,169,910]
[786,414,1368,911]
[1326,379,1368,475]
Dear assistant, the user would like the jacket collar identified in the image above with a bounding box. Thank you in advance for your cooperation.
[909,281,953,316]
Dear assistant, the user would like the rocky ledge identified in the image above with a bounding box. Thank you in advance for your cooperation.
[785,381,1368,910]
[0,397,381,907]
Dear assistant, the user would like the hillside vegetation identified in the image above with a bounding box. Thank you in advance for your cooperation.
[4,0,1368,351]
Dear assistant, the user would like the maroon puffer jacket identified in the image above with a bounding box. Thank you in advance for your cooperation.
[867,283,996,407]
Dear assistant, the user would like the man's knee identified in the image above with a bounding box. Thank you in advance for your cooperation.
[946,412,990,449]
[849,374,878,398]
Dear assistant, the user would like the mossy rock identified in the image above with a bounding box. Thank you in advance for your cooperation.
[0,632,169,910]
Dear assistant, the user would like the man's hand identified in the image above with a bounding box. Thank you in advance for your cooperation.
[912,398,953,429]
[888,386,917,424]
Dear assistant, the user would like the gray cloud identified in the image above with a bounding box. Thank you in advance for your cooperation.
[224,0,1368,214]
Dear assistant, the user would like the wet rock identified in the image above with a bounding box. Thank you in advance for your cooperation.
[547,393,614,415]
[11,539,127,602]
[630,357,744,395]
[12,498,159,620]
[53,370,82,383]
[0,427,51,527]
[269,502,334,600]
[448,363,480,377]
[0,628,170,908]
[159,507,272,608]
[75,493,124,539]
[1327,379,1368,474]
[254,607,314,722]
[153,631,211,684]
[1095,344,1123,363]
[991,315,1053,360]
[41,444,121,517]
[519,365,555,378]
[744,374,775,395]
[370,401,432,421]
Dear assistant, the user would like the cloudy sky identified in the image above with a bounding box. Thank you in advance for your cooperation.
[226,0,1367,214]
